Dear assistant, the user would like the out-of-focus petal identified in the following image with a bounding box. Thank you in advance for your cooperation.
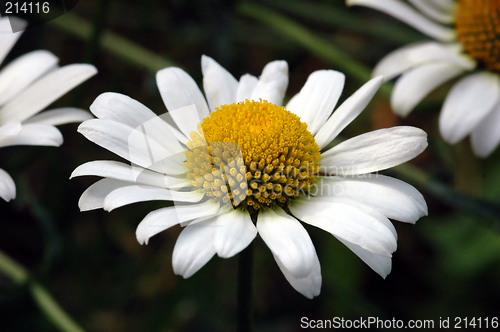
[439,72,500,144]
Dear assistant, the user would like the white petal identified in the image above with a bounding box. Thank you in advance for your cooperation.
[318,175,428,223]
[156,66,210,120]
[136,200,221,245]
[316,196,398,238]
[103,186,204,211]
[89,93,183,154]
[165,104,202,139]
[471,102,500,157]
[0,64,97,124]
[90,92,153,124]
[257,208,316,279]
[439,72,500,144]
[321,126,428,175]
[285,92,301,111]
[315,76,383,149]
[77,119,187,175]
[0,17,25,64]
[251,60,288,106]
[70,160,190,189]
[236,74,258,103]
[0,121,22,136]
[408,0,454,24]
[336,237,392,278]
[373,42,475,82]
[391,61,464,117]
[0,123,62,147]
[24,108,93,126]
[273,251,321,299]
[78,178,131,211]
[289,198,397,256]
[214,209,257,258]
[172,220,217,278]
[347,0,456,41]
[202,55,238,111]
[286,70,345,135]
[0,168,16,201]
[431,0,455,12]
[0,50,58,106]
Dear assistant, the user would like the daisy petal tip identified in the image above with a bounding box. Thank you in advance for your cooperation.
[372,75,384,86]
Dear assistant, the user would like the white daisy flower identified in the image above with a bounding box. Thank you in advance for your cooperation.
[72,55,428,299]
[0,17,97,201]
[347,0,500,157]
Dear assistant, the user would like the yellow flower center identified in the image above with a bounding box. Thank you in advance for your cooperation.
[184,100,321,213]
[455,0,500,72]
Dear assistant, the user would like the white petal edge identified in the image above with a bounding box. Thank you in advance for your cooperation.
[214,209,257,258]
[286,70,345,135]
[202,55,238,111]
[24,108,93,126]
[89,93,184,155]
[347,0,456,41]
[290,197,397,256]
[336,236,392,278]
[236,74,259,103]
[103,186,204,211]
[0,123,62,147]
[77,119,187,175]
[315,76,383,149]
[78,178,131,211]
[274,251,321,299]
[257,208,316,279]
[0,168,16,201]
[136,200,221,245]
[156,66,210,120]
[408,0,455,24]
[471,101,500,158]
[439,72,500,144]
[172,220,217,278]
[0,64,97,125]
[373,42,475,82]
[0,17,25,64]
[0,50,59,106]
[251,60,289,106]
[391,61,464,117]
[70,160,190,189]
[0,121,22,136]
[321,126,428,175]
[318,175,428,223]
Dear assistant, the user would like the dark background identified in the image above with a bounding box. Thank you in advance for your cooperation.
[1,0,500,331]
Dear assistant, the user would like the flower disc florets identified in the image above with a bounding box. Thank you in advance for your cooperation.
[184,100,321,213]
[456,0,500,72]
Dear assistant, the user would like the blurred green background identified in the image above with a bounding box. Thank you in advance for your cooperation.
[1,0,500,331]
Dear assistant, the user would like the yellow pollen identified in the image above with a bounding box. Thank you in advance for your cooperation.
[184,100,321,212]
[455,0,500,72]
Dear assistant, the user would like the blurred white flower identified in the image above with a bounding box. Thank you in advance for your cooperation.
[72,55,427,298]
[348,0,500,157]
[0,17,97,201]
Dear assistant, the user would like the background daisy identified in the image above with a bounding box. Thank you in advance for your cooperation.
[347,0,500,157]
[0,16,97,201]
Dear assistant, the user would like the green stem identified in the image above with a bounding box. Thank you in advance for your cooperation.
[48,11,176,73]
[237,2,393,97]
[0,250,86,332]
[237,242,254,332]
